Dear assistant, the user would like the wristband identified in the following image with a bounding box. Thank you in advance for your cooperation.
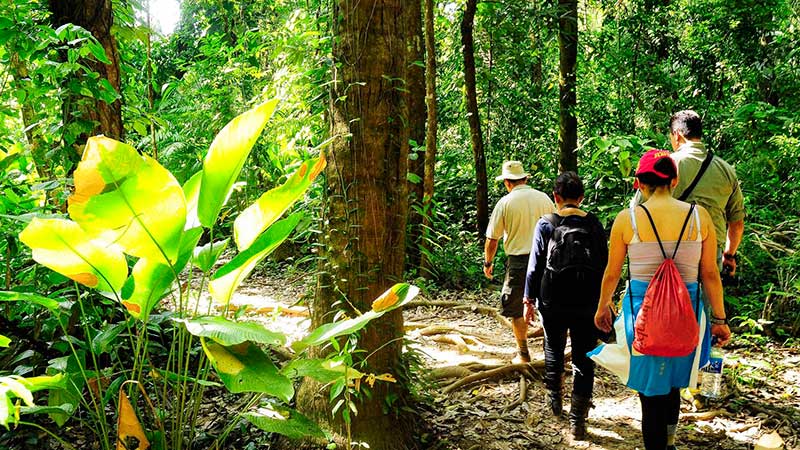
[483,260,493,268]
[723,253,737,261]
[710,316,728,325]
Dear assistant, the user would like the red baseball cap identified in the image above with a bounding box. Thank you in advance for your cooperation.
[633,149,676,189]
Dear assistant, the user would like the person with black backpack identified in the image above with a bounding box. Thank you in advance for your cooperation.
[590,149,732,450]
[523,171,608,440]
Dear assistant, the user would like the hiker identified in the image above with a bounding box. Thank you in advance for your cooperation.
[669,110,745,277]
[484,160,555,364]
[523,171,608,440]
[590,149,732,450]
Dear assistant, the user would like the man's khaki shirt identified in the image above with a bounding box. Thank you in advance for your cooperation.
[486,185,555,256]
[671,141,745,250]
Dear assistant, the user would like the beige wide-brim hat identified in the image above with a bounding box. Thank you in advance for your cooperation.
[495,161,529,181]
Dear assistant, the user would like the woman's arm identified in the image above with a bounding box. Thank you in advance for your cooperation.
[595,210,628,332]
[698,206,732,346]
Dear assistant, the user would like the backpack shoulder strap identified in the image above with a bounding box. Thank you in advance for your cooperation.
[543,213,562,230]
[671,204,697,259]
[638,204,667,259]
[678,151,714,201]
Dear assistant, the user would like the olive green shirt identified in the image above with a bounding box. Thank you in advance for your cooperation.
[671,141,745,250]
[486,185,555,255]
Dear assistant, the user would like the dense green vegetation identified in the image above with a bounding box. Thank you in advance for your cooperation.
[0,0,798,448]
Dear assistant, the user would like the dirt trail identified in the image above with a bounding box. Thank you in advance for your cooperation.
[227,274,800,450]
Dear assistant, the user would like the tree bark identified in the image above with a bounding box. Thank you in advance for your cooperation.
[296,1,414,448]
[49,0,123,146]
[419,0,438,274]
[461,0,489,238]
[557,0,578,173]
[405,0,426,270]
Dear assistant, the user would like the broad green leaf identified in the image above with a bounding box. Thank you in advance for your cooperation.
[198,100,279,228]
[68,136,186,264]
[209,213,302,305]
[180,316,286,347]
[120,227,203,319]
[183,171,203,230]
[191,238,229,272]
[0,335,9,348]
[281,358,364,384]
[20,374,67,393]
[19,403,75,417]
[19,218,127,295]
[292,284,419,353]
[202,340,293,402]
[91,322,126,355]
[244,405,325,440]
[0,291,61,313]
[234,155,326,250]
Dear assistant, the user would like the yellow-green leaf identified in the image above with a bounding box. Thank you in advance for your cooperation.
[198,100,279,228]
[19,218,127,295]
[209,213,302,305]
[234,154,326,250]
[202,340,293,402]
[68,136,186,264]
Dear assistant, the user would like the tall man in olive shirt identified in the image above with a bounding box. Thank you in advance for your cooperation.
[669,110,745,274]
[483,161,555,363]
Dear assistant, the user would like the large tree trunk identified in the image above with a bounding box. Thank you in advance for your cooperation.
[296,1,414,448]
[49,0,123,148]
[461,0,489,237]
[405,0,426,270]
[557,0,578,173]
[419,0,438,274]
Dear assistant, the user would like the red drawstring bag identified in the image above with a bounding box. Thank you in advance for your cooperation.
[632,204,700,357]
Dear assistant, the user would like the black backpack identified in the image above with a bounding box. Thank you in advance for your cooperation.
[540,213,606,310]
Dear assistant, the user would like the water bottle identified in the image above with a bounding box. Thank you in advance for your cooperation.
[701,343,724,398]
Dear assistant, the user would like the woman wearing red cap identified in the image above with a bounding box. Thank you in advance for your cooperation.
[589,149,731,450]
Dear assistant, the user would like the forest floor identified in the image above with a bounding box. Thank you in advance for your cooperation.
[223,272,800,450]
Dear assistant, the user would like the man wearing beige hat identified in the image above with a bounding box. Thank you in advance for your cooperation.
[484,161,555,363]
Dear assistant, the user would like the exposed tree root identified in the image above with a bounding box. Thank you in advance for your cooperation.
[680,409,728,422]
[215,303,309,317]
[404,299,543,338]
[441,361,545,394]
[503,375,528,412]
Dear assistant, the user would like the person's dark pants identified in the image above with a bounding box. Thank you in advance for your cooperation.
[540,310,596,397]
[638,388,680,450]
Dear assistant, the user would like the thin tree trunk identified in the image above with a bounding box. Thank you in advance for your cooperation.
[557,0,578,173]
[145,0,158,159]
[461,0,489,238]
[49,0,124,147]
[296,1,414,448]
[420,0,438,274]
[405,0,426,270]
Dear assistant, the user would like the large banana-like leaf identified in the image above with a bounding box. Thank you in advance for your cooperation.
[234,155,326,251]
[198,100,279,228]
[244,405,325,440]
[180,316,286,347]
[68,136,186,264]
[182,170,203,231]
[120,227,203,319]
[202,340,293,402]
[292,284,419,353]
[0,291,62,313]
[209,213,302,305]
[19,218,127,295]
[281,358,364,384]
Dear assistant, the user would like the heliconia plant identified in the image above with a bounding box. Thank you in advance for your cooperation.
[6,99,418,449]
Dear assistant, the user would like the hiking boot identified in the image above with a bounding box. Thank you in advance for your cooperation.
[544,371,564,416]
[569,393,592,440]
[547,389,563,416]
